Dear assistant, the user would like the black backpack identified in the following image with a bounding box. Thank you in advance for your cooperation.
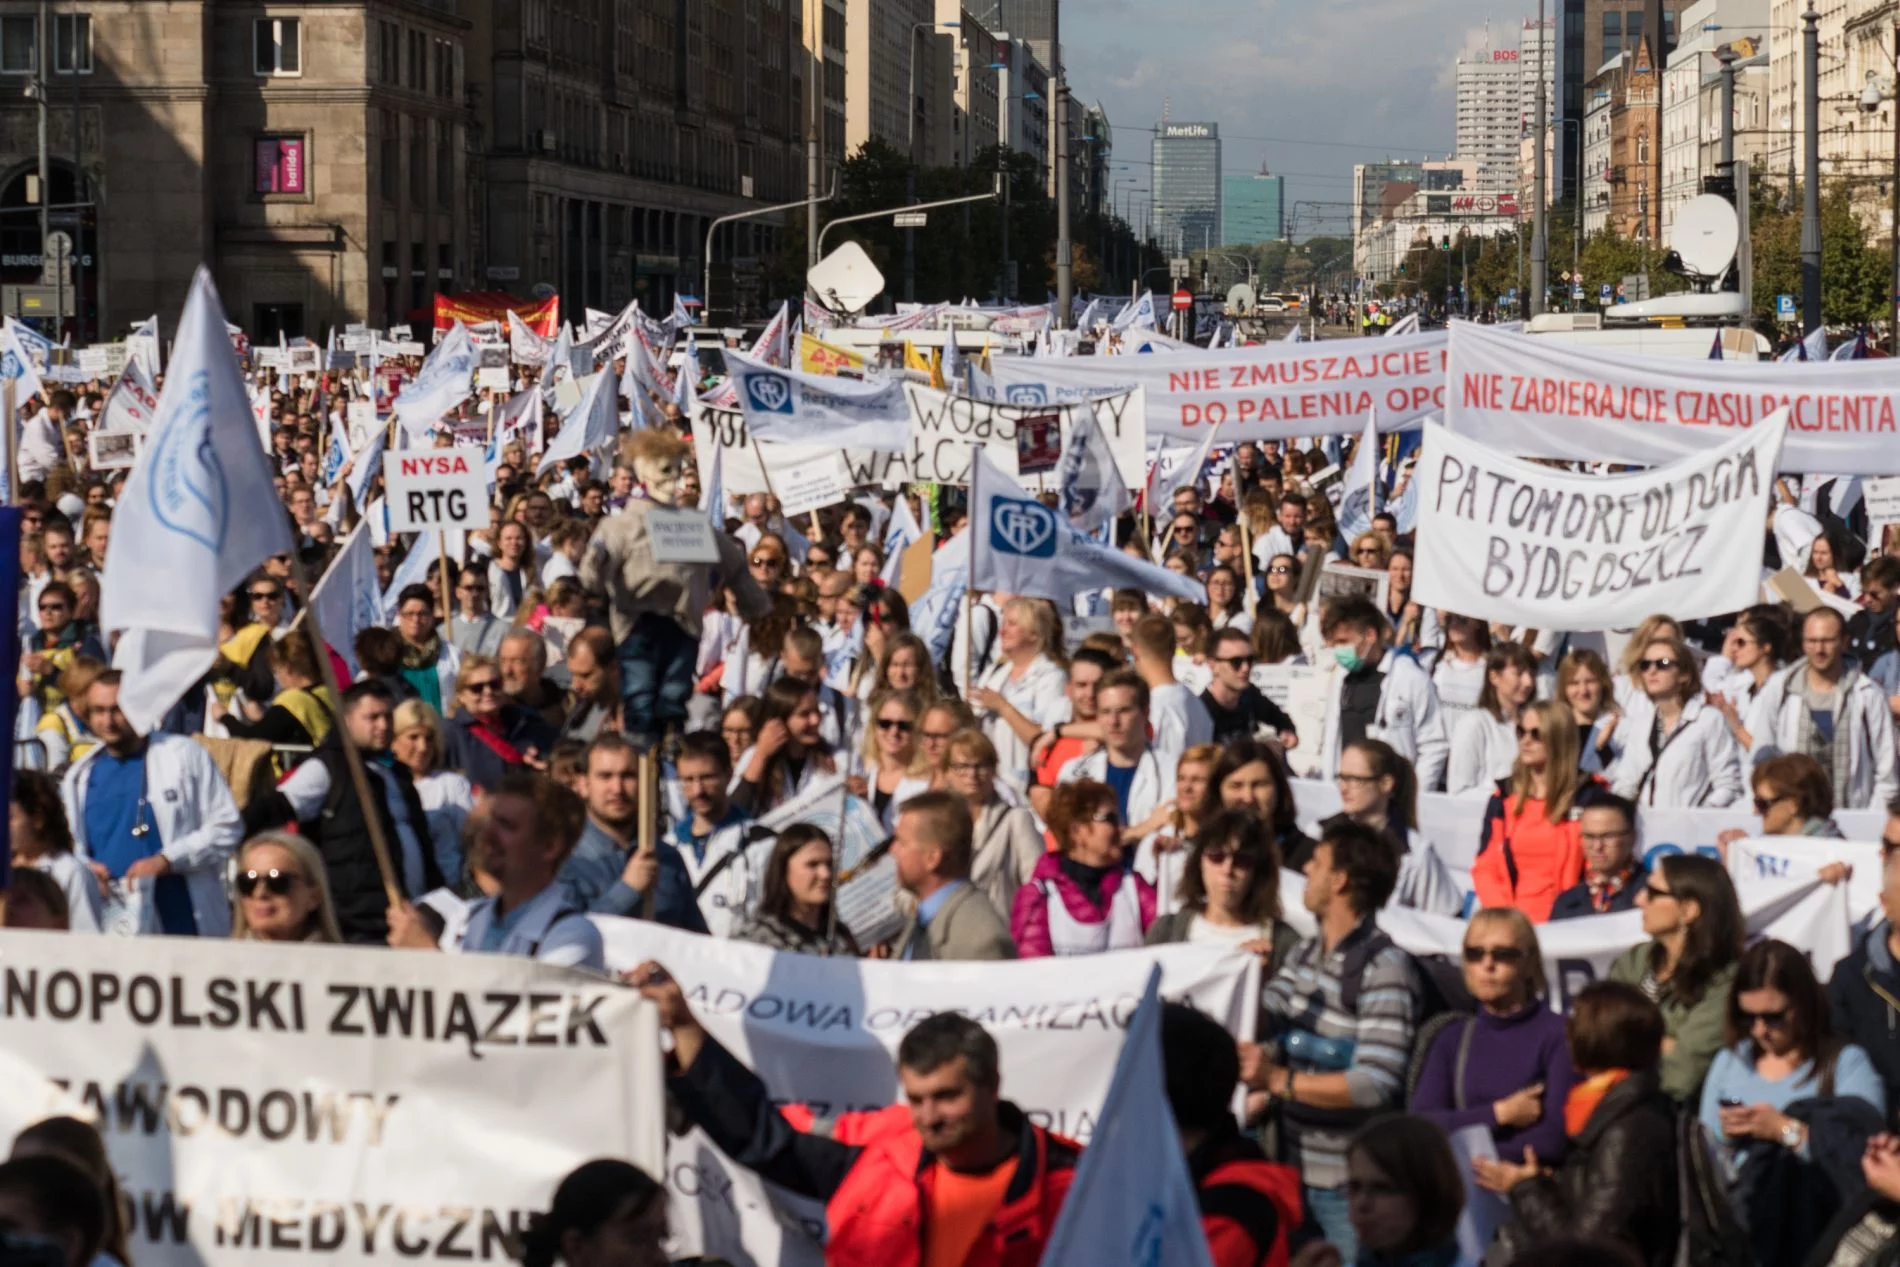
[1676,1107,1754,1267]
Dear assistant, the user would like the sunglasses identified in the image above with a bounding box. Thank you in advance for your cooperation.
[1217,655,1254,668]
[1267,565,1294,575]
[250,590,284,601]
[1515,726,1544,740]
[875,718,914,734]
[237,868,300,898]
[749,555,785,568]
[1640,882,1676,902]
[1463,945,1526,965]
[1088,809,1122,826]
[1638,658,1679,672]
[1752,794,1787,815]
[37,602,67,612]
[1201,847,1255,868]
[463,679,504,695]
[1739,1006,1791,1027]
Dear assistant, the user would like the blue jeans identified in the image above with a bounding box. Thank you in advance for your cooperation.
[617,613,697,748]
[1303,1183,1356,1261]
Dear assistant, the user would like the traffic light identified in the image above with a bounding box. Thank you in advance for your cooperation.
[1440,235,1452,252]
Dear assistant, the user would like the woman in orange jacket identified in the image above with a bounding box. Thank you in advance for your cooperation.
[1473,699,1608,923]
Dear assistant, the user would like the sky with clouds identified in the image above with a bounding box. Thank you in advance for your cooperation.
[1062,0,1526,241]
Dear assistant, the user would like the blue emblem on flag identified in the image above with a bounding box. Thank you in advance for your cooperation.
[989,498,1057,558]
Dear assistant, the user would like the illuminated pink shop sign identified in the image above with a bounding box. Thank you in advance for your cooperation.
[255,138,305,194]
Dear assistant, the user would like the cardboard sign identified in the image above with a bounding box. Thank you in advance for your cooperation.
[477,344,511,389]
[385,451,488,531]
[647,507,720,564]
[773,453,853,519]
[87,429,140,470]
[1015,412,1062,475]
[346,400,377,450]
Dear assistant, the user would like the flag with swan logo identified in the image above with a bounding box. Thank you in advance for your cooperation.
[969,446,1203,604]
[102,267,293,731]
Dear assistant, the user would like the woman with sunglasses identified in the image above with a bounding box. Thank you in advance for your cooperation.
[1710,611,1788,750]
[943,729,1042,916]
[849,689,932,829]
[1347,532,1389,572]
[1608,632,1742,809]
[1327,738,1462,916]
[733,823,860,957]
[1143,808,1298,976]
[229,830,343,943]
[443,654,556,792]
[1608,853,1746,1101]
[1614,614,1685,711]
[1261,552,1307,626]
[1472,700,1607,923]
[1412,908,1577,1171]
[1011,779,1155,957]
[1448,643,1540,797]
[1698,939,1887,1263]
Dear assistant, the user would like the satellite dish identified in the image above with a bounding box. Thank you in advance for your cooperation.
[1226,283,1256,315]
[1670,195,1741,279]
[808,241,885,315]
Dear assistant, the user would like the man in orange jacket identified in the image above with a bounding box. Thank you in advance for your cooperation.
[631,960,1079,1267]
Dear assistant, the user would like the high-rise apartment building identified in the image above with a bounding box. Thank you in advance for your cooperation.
[1519,16,1555,138]
[1152,121,1221,255]
[1456,43,1523,186]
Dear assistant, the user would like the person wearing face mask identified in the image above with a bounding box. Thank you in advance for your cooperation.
[1316,596,1449,793]
[1447,643,1539,798]
[1411,909,1577,1172]
[243,680,446,944]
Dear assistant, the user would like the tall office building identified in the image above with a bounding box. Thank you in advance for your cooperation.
[1553,0,1691,205]
[1223,164,1286,244]
[991,0,1056,72]
[1152,121,1221,255]
[1456,43,1524,187]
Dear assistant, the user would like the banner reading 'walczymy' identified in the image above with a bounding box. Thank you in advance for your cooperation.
[0,933,665,1267]
[1411,411,1788,630]
[1448,320,1900,474]
[989,330,1447,442]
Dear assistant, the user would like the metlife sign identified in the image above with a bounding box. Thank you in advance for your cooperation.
[1160,123,1216,139]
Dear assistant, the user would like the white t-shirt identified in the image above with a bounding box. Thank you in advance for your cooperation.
[1148,682,1214,761]
[1185,915,1264,948]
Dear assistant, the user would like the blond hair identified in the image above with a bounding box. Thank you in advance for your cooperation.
[1510,698,1582,823]
[1464,907,1549,999]
[230,831,344,944]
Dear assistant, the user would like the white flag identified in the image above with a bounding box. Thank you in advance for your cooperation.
[0,323,46,410]
[879,493,923,588]
[102,267,294,731]
[1040,967,1216,1267]
[621,330,671,429]
[538,368,620,475]
[697,432,726,522]
[972,446,1203,604]
[382,527,464,612]
[750,302,791,367]
[97,357,160,436]
[127,315,162,378]
[507,309,549,365]
[305,521,384,676]
[1147,422,1221,517]
[912,528,969,661]
[1337,410,1379,539]
[1056,412,1132,536]
[395,322,473,438]
[1385,311,1421,337]
[1113,292,1158,332]
[725,348,909,451]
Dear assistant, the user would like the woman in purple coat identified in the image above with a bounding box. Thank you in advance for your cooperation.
[1409,907,1578,1166]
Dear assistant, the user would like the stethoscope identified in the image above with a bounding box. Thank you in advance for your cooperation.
[126,762,154,839]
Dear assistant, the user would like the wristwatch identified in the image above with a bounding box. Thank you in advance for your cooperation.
[1779,1118,1803,1149]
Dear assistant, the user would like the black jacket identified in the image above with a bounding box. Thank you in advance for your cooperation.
[1500,1067,1680,1267]
[243,738,446,943]
[1829,922,1900,1126]
[443,704,558,792]
[1740,1094,1886,1266]
[1548,865,1648,921]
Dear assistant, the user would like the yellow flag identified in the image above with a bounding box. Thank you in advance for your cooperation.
[904,341,945,389]
[799,332,865,375]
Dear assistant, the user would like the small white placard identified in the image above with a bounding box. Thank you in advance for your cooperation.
[773,453,853,520]
[88,430,140,470]
[385,451,489,531]
[646,507,720,564]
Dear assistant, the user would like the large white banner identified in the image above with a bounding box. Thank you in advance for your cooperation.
[726,349,910,451]
[905,385,1146,488]
[592,920,1259,1267]
[1411,414,1786,629]
[0,932,665,1266]
[691,404,906,496]
[1447,320,1900,474]
[989,329,1448,442]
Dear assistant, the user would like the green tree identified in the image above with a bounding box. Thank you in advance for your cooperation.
[1749,186,1890,331]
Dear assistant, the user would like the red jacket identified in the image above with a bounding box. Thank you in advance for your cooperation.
[1190,1126,1304,1267]
[676,1039,1079,1267]
[1473,776,1607,922]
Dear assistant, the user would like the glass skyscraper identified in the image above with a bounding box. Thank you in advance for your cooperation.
[1153,121,1222,256]
[1223,167,1285,244]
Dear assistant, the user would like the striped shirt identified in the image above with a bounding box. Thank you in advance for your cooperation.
[1262,920,1420,1188]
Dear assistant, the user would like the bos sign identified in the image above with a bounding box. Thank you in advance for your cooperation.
[386,452,488,532]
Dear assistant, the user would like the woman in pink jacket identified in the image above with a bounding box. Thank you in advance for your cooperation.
[1011,780,1157,957]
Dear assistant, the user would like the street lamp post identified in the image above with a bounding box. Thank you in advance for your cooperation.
[1801,5,1822,332]
[1531,0,1547,316]
[1052,0,1072,327]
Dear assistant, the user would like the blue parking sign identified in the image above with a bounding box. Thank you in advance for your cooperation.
[1776,294,1796,321]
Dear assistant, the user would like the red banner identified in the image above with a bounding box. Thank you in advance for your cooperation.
[432,292,560,337]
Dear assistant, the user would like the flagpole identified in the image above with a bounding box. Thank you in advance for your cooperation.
[637,748,659,921]
[286,551,405,907]
[1239,509,1257,618]
[3,379,15,501]
[962,443,978,697]
[436,529,454,629]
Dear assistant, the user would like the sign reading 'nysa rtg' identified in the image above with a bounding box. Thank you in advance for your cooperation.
[1412,413,1788,630]
[988,329,1447,441]
[1447,321,1900,474]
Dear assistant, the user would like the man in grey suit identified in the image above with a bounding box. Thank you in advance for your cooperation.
[890,791,1016,961]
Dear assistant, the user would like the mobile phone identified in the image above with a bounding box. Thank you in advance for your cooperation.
[1719,1097,1745,1109]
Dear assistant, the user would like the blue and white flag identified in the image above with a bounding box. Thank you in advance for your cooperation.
[750,302,792,368]
[305,521,384,677]
[972,446,1203,604]
[382,527,465,612]
[1283,322,1306,343]
[1832,330,1868,361]
[1802,326,1830,362]
[5,317,53,373]
[1708,332,1724,360]
[127,315,162,379]
[343,422,389,514]
[697,433,726,523]
[507,309,549,366]
[1056,412,1132,536]
[1337,410,1379,540]
[0,323,46,413]
[395,322,473,438]
[912,528,969,662]
[1112,292,1158,332]
[673,334,701,413]
[102,267,294,732]
[537,368,620,476]
[1040,967,1216,1267]
[879,493,923,588]
[725,348,909,451]
[669,295,695,331]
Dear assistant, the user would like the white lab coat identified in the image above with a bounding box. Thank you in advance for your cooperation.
[63,734,243,938]
[1609,695,1745,808]
[1056,746,1177,832]
[1316,650,1449,792]
[1745,660,1899,810]
[1446,711,1517,798]
[976,654,1070,789]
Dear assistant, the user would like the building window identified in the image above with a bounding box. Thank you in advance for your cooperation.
[408,29,425,90]
[253,18,301,76]
[53,14,89,74]
[409,122,427,204]
[380,21,400,85]
[0,15,36,74]
[436,126,452,203]
[434,38,454,99]
[254,135,306,194]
